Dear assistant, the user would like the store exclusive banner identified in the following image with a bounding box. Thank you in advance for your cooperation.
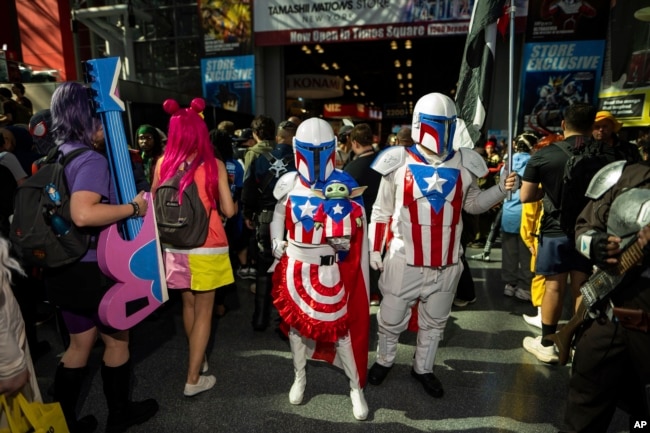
[201,55,255,115]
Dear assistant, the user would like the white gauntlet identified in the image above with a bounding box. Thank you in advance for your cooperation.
[272,238,287,259]
[369,251,384,271]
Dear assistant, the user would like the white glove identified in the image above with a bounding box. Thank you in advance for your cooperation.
[369,251,383,271]
[499,170,520,193]
[272,238,287,259]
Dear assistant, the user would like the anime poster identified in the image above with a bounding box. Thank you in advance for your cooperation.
[201,55,255,114]
[200,0,252,56]
[525,0,610,42]
[519,40,605,135]
[598,1,650,127]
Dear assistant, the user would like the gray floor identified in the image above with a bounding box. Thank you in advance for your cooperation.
[32,246,630,433]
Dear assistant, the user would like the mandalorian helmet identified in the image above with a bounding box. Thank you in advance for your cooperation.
[411,93,457,156]
[293,117,336,185]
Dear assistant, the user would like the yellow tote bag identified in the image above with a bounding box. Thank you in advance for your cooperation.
[0,393,69,433]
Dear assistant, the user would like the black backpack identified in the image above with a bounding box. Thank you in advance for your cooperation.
[10,147,91,267]
[544,140,610,235]
[154,167,209,248]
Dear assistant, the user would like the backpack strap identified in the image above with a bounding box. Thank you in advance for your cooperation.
[61,147,91,166]
[553,141,573,158]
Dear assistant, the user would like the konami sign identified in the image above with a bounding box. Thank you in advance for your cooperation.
[286,74,344,99]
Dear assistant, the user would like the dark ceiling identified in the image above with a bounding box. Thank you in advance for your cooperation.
[283,35,467,112]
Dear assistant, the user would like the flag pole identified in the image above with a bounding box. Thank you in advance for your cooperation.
[507,1,516,200]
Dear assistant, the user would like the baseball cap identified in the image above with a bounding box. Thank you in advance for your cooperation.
[234,128,253,142]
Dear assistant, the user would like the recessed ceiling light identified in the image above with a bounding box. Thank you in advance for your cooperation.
[406,59,412,67]
[301,45,308,51]
[399,83,404,89]
[360,91,365,96]
[344,75,351,81]
[353,92,358,96]
[390,40,397,50]
[353,84,359,90]
[345,85,351,90]
[394,60,401,68]
[397,73,403,80]
[321,63,329,70]
[332,63,339,69]
[405,40,412,49]
[407,82,412,88]
[408,90,413,95]
[407,73,412,79]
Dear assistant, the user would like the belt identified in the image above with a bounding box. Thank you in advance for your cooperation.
[286,243,338,266]
[613,307,650,333]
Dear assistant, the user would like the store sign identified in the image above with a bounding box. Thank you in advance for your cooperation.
[254,0,474,46]
[323,102,382,120]
[286,74,344,99]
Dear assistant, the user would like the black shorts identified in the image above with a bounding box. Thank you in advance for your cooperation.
[44,260,113,310]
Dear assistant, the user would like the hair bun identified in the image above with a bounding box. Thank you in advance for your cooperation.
[190,98,206,114]
[163,99,180,115]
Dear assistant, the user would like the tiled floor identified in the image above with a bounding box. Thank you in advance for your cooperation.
[32,246,630,432]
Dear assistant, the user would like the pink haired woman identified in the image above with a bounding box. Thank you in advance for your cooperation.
[152,98,235,396]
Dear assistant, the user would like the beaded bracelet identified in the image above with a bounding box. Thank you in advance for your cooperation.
[130,201,140,217]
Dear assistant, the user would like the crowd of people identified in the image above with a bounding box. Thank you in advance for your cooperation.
[0,80,649,433]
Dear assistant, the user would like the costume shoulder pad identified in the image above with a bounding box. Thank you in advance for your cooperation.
[585,160,627,200]
[273,171,298,200]
[459,147,488,177]
[371,146,406,175]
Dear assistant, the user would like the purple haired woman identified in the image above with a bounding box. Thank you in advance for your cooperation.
[152,98,235,397]
[45,82,157,433]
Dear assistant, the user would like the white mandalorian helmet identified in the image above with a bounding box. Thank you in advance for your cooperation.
[293,117,336,185]
[411,93,457,156]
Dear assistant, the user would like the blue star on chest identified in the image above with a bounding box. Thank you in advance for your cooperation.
[323,199,353,223]
[408,164,460,213]
[290,195,324,232]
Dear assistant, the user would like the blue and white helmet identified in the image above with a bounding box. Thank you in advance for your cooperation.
[411,93,457,156]
[293,117,336,185]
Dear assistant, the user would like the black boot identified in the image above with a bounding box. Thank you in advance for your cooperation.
[101,361,159,433]
[252,272,272,331]
[53,363,98,433]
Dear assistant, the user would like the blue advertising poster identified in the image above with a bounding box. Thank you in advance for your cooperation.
[519,40,605,135]
[201,55,255,115]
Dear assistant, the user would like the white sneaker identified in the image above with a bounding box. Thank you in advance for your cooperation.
[350,388,368,421]
[514,288,532,302]
[523,307,542,329]
[504,284,516,297]
[184,375,216,397]
[523,336,559,363]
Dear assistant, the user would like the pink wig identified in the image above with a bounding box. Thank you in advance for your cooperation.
[158,98,219,208]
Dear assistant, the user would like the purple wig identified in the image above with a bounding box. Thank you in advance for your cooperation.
[158,98,219,208]
[50,81,99,148]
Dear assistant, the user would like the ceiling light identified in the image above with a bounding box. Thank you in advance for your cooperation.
[408,90,413,95]
[353,84,359,90]
[345,84,351,90]
[321,63,329,70]
[399,83,404,89]
[301,45,309,51]
[394,60,401,68]
[407,82,412,88]
[407,73,412,79]
[405,40,412,49]
[397,73,403,80]
[344,75,351,81]
[360,91,365,96]
[353,92,358,96]
[406,59,412,67]
[315,44,322,51]
[332,63,339,70]
[304,48,312,54]
[390,40,397,50]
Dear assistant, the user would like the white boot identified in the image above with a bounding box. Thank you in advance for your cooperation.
[349,388,368,421]
[337,334,368,421]
[288,329,307,405]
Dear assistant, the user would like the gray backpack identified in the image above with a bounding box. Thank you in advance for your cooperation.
[154,168,209,248]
